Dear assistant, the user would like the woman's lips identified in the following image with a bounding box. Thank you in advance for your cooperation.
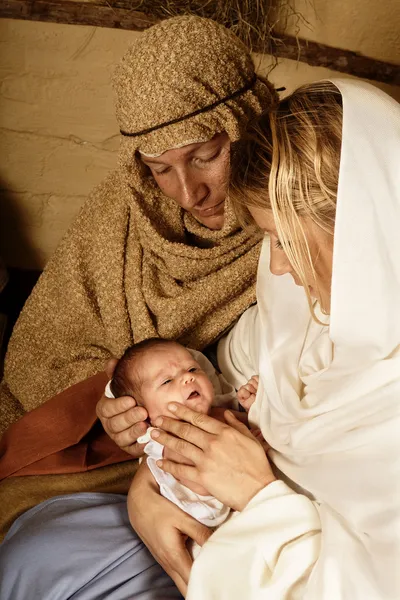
[195,199,225,216]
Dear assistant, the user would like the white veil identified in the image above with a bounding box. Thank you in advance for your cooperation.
[253,78,400,448]
[192,79,400,600]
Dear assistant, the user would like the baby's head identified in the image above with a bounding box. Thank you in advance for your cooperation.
[110,338,215,424]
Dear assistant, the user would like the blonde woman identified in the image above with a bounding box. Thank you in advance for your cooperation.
[1,15,276,437]
[144,79,400,598]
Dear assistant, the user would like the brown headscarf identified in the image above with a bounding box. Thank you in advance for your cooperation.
[0,16,277,432]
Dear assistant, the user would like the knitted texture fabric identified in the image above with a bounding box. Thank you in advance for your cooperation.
[0,16,277,433]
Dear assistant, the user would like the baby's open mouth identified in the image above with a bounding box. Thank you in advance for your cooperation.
[188,391,200,400]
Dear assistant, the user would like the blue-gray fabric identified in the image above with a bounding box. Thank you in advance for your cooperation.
[0,493,183,600]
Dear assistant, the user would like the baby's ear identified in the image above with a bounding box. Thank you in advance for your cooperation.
[105,357,118,378]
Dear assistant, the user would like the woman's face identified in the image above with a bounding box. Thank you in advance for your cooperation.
[249,207,334,314]
[140,133,230,230]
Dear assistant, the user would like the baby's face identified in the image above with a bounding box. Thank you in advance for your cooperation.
[137,344,215,424]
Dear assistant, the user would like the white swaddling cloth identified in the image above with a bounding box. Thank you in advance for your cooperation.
[136,427,230,527]
[105,348,235,527]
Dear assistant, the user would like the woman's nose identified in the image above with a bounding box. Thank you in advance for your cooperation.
[269,239,292,276]
[177,172,208,210]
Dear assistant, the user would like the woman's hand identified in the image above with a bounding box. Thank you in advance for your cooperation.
[128,462,212,596]
[96,358,148,457]
[209,406,249,426]
[152,404,276,512]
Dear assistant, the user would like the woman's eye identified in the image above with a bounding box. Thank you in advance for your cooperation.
[274,239,283,250]
[193,150,220,166]
[153,166,171,176]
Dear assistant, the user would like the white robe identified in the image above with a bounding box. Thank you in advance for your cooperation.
[186,79,400,599]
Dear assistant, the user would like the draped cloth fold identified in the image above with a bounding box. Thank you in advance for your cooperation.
[0,372,132,480]
[0,372,137,540]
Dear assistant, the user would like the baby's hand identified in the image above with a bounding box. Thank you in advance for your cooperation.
[237,375,259,412]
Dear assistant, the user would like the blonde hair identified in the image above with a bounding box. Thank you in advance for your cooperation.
[230,80,343,318]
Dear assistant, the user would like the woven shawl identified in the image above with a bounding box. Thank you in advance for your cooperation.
[0,16,277,432]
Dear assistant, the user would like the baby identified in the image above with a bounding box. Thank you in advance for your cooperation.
[105,338,260,529]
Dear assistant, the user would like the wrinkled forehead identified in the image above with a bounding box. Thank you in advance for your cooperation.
[138,343,195,379]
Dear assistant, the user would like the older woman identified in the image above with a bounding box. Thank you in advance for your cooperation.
[139,79,400,598]
[0,15,277,600]
[0,15,276,436]
[0,15,276,560]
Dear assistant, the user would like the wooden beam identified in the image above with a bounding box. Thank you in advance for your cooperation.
[0,0,158,31]
[1,0,399,86]
[268,36,400,86]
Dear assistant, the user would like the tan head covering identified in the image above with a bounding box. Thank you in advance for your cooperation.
[114,16,275,154]
[0,16,277,430]
[113,15,277,241]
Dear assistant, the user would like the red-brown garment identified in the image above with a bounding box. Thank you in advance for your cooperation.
[0,372,132,480]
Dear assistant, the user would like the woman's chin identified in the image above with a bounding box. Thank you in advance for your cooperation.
[194,212,225,230]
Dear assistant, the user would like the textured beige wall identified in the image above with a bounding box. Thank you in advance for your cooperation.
[0,5,399,268]
[0,21,139,268]
[282,0,400,64]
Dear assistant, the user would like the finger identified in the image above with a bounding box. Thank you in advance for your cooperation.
[246,383,257,394]
[169,521,211,596]
[250,427,261,436]
[152,541,191,596]
[174,508,212,548]
[154,417,211,451]
[169,547,192,593]
[260,440,271,453]
[97,394,137,419]
[209,407,248,425]
[224,410,256,439]
[112,420,148,446]
[238,388,251,400]
[183,520,212,548]
[120,440,147,458]
[238,397,252,411]
[231,410,249,425]
[106,405,148,434]
[157,458,198,482]
[250,428,270,452]
[208,406,230,424]
[152,427,203,461]
[246,393,256,406]
[163,533,193,588]
[166,403,225,435]
[171,572,187,597]
[104,357,118,379]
